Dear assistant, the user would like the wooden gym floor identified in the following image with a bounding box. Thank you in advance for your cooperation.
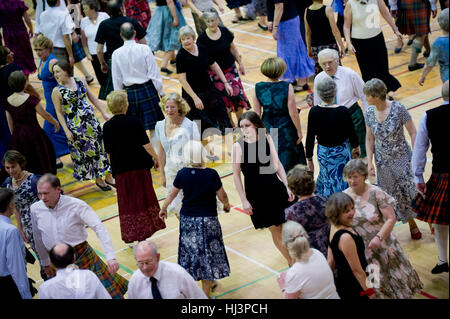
[17,1,448,299]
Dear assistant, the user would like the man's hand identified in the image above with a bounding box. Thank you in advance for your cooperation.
[107,259,119,274]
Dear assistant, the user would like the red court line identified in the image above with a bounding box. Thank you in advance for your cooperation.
[420,291,439,299]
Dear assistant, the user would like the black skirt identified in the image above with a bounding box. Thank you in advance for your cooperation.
[351,32,401,93]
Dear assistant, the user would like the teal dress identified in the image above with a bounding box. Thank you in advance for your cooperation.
[255,81,306,172]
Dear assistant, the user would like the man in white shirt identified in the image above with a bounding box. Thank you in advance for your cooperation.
[111,22,165,146]
[128,241,207,299]
[34,0,67,36]
[39,0,94,82]
[31,174,128,299]
[39,243,111,299]
[314,49,369,158]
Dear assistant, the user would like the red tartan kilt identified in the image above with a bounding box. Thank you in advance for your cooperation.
[412,173,449,225]
[396,0,431,35]
[115,169,166,243]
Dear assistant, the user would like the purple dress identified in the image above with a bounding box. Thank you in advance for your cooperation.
[284,195,330,257]
[0,0,36,75]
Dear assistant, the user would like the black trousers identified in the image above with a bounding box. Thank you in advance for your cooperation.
[91,54,108,87]
[0,275,22,300]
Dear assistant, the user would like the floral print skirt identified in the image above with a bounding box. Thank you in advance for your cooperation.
[178,215,230,281]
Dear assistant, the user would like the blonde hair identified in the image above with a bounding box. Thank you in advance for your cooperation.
[106,90,128,115]
[32,35,53,51]
[159,92,190,116]
[183,140,206,168]
[260,57,287,80]
[282,221,311,262]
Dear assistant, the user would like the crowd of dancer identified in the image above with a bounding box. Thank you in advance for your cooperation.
[0,0,448,300]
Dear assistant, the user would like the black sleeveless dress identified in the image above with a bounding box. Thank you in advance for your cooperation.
[239,136,291,229]
[330,229,369,299]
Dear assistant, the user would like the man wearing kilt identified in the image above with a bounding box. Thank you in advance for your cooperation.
[389,0,438,71]
[95,0,147,100]
[313,49,369,158]
[412,80,449,274]
[112,22,165,145]
[30,174,128,299]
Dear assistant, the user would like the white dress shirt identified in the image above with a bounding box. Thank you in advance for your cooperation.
[111,40,164,96]
[35,0,67,34]
[314,66,369,111]
[38,267,111,299]
[412,101,449,184]
[31,195,116,267]
[80,12,110,55]
[128,261,207,299]
[39,6,75,48]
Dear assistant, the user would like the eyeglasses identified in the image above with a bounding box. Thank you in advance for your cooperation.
[136,260,156,267]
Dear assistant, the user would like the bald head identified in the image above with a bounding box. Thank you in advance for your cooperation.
[134,241,158,258]
[442,80,449,101]
[49,243,75,269]
[120,22,135,40]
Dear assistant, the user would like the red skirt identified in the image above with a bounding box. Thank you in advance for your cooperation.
[208,64,251,113]
[115,169,166,242]
[396,0,431,36]
[412,173,449,225]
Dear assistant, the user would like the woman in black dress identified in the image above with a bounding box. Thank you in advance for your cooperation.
[197,10,251,128]
[176,25,233,153]
[232,111,295,266]
[326,192,375,299]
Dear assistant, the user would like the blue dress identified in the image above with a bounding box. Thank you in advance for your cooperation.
[37,54,70,158]
[255,81,306,172]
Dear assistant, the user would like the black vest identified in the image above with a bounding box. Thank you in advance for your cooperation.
[426,103,450,173]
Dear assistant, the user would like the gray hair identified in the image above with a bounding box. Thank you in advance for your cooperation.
[438,8,449,33]
[443,80,449,101]
[282,221,311,262]
[178,25,197,42]
[202,9,220,22]
[363,78,387,100]
[343,159,369,180]
[317,48,339,63]
[183,140,206,168]
[120,22,135,40]
[134,241,158,258]
[316,76,337,103]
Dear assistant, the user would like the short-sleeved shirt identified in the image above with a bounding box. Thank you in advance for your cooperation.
[102,114,154,176]
[95,15,146,58]
[173,167,222,217]
[197,26,235,70]
[426,36,449,83]
[267,0,299,22]
[176,45,215,93]
[80,12,110,55]
[284,249,340,299]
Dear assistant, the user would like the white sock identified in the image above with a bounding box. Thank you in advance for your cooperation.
[434,224,449,265]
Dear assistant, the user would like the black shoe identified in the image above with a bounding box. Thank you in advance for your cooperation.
[105,180,116,188]
[431,262,449,274]
[258,23,268,31]
[160,67,173,75]
[56,162,64,169]
[388,95,394,101]
[408,63,425,71]
[95,181,111,191]
[294,84,309,93]
[407,38,415,46]
[394,44,403,54]
[170,59,176,65]
[423,50,430,58]
[86,76,94,84]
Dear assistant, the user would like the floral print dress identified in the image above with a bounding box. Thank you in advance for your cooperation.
[5,174,40,258]
[58,78,111,181]
[344,185,423,299]
[364,101,417,223]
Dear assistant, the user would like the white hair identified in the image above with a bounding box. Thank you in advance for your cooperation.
[282,221,311,262]
[134,241,158,258]
[317,48,339,63]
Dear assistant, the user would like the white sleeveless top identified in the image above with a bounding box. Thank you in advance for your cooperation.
[348,0,382,39]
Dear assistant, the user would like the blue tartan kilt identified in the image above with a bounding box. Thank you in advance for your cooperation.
[125,80,165,131]
[72,40,86,62]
